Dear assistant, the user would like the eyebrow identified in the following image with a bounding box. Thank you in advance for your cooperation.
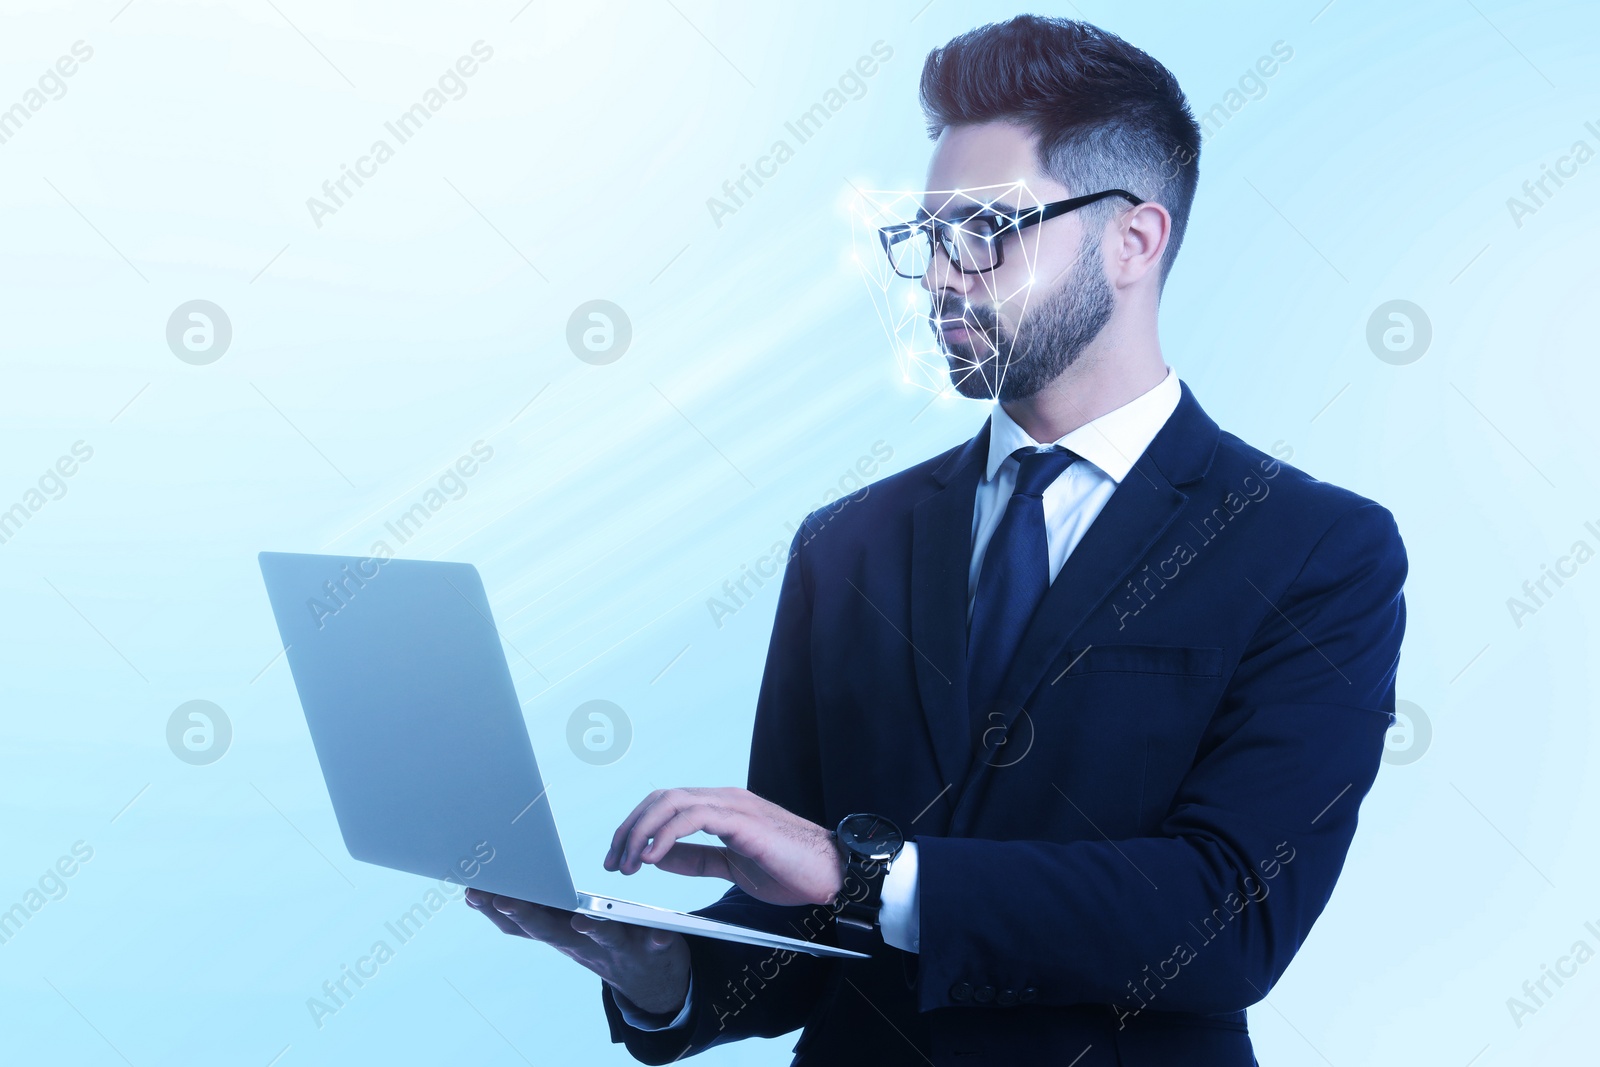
[913,201,1019,223]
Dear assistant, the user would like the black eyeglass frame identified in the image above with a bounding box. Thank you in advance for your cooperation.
[876,188,1145,279]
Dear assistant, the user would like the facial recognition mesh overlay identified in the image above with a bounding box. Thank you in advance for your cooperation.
[853,181,1066,403]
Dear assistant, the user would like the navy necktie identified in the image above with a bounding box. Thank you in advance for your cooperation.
[967,445,1080,737]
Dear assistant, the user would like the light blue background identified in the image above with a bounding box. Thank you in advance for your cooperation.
[1,0,1596,1063]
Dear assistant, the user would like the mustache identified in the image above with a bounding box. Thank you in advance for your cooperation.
[930,301,1000,331]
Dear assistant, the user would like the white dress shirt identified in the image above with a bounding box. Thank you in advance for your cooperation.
[619,367,1183,1028]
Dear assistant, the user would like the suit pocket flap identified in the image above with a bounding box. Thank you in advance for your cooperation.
[1057,643,1224,677]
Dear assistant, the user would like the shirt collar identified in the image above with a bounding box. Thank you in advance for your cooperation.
[984,367,1181,484]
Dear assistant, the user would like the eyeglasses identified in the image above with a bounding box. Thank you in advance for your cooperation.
[877,189,1144,279]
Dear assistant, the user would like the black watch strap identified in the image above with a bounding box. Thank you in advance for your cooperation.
[836,850,887,926]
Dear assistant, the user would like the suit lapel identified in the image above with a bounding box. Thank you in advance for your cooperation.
[909,421,989,796]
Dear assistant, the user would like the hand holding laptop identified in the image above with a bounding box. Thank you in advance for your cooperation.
[462,888,691,1017]
[460,782,846,1019]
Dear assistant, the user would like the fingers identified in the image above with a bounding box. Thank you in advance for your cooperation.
[570,914,682,955]
[649,840,736,881]
[614,795,691,875]
[466,887,683,984]
[639,927,680,950]
[605,789,665,870]
[569,913,658,953]
[615,794,754,876]
[607,787,739,872]
[465,888,531,938]
[483,895,592,952]
[568,912,623,947]
[639,806,748,868]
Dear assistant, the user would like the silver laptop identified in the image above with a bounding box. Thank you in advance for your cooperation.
[258,550,863,960]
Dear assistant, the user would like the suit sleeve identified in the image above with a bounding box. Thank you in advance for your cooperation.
[914,501,1408,1015]
[600,516,841,1063]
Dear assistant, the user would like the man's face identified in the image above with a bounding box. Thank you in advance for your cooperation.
[919,121,1116,402]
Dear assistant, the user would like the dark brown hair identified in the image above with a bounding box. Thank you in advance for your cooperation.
[919,15,1202,288]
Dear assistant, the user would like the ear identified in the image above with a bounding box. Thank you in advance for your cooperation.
[1113,201,1172,286]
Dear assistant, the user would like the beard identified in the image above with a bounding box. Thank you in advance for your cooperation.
[937,230,1115,402]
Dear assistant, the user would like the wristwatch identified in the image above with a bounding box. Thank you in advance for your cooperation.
[832,812,905,946]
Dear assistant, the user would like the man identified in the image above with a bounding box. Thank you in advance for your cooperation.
[465,15,1407,1066]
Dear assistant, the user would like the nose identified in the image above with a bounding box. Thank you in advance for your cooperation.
[919,241,980,303]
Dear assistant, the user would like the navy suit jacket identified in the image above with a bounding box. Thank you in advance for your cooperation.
[601,380,1408,1066]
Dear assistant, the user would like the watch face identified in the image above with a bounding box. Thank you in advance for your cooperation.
[839,813,903,861]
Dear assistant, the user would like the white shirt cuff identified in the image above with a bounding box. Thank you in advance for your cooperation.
[613,969,694,1031]
[878,841,920,953]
